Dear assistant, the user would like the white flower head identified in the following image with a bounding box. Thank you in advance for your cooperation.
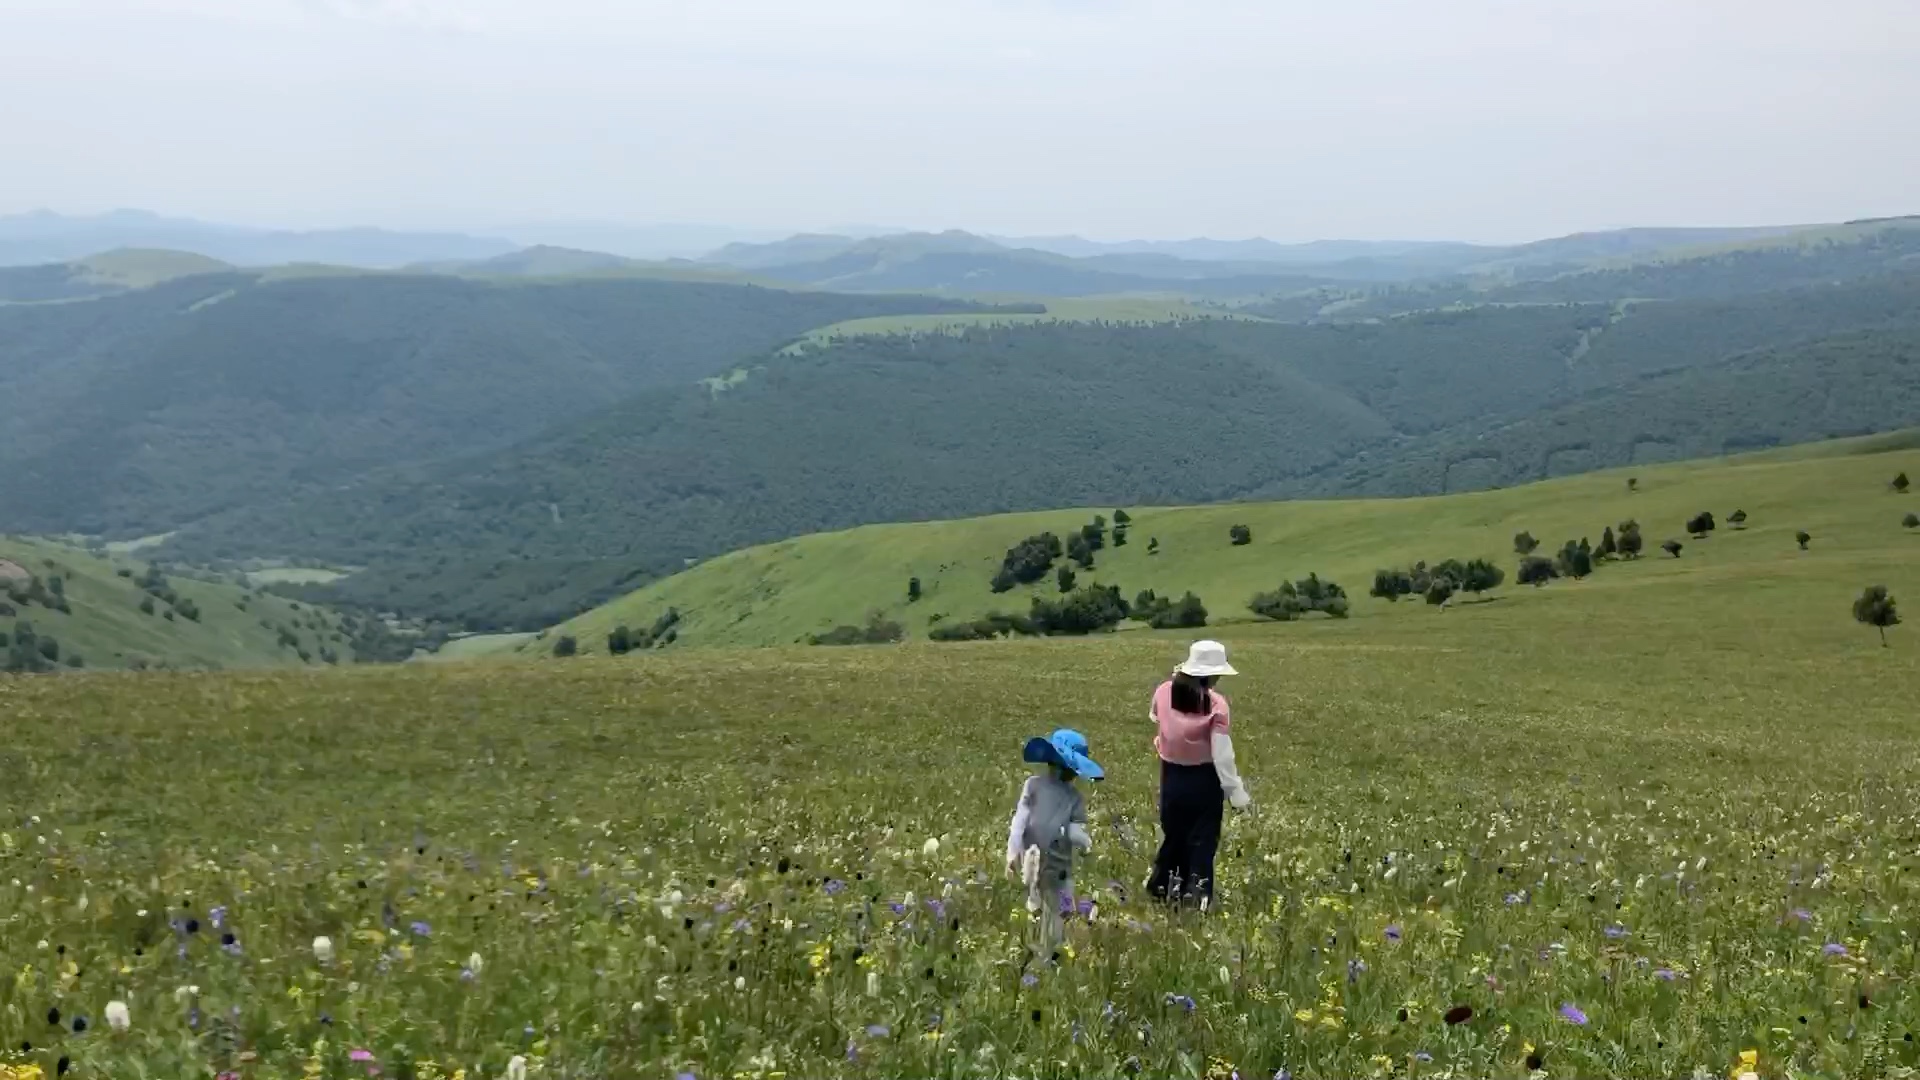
[867,971,880,997]
[467,951,484,975]
[312,936,335,964]
[922,837,940,858]
[506,1054,529,1080]
[105,1000,130,1032]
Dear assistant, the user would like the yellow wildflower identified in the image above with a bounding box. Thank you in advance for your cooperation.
[1294,1008,1315,1023]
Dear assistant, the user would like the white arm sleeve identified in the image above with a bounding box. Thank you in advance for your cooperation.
[1212,731,1251,809]
[1006,777,1035,864]
[1066,823,1092,852]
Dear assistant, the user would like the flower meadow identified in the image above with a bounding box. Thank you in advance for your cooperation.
[4,596,1920,1078]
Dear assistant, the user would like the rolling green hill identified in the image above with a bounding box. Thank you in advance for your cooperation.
[0,536,362,671]
[171,275,1920,630]
[532,430,1920,652]
[0,248,231,302]
[0,272,1003,537]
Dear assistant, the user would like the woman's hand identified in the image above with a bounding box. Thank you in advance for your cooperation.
[1229,789,1252,813]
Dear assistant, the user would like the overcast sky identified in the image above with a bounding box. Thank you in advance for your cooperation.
[4,0,1917,242]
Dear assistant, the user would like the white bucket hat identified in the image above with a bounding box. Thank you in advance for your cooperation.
[1175,640,1237,678]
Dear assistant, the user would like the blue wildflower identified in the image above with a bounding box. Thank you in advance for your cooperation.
[1823,942,1848,956]
[1604,924,1628,939]
[865,1024,889,1038]
[410,921,432,937]
[1559,1003,1588,1026]
[1384,924,1401,942]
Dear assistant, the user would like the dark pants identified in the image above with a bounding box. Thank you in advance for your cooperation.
[1148,760,1224,905]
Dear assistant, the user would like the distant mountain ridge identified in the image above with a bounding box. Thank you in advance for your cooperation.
[0,209,516,268]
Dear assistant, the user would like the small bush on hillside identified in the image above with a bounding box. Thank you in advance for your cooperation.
[1056,564,1077,593]
[1517,556,1558,587]
[37,637,58,663]
[1854,585,1900,646]
[608,626,634,655]
[1596,526,1618,560]
[1627,477,1639,492]
[1895,472,1911,494]
[1149,592,1209,630]
[808,612,904,646]
[1081,517,1107,551]
[1555,540,1593,579]
[1112,526,1128,547]
[1250,575,1348,621]
[991,532,1063,593]
[1029,585,1131,635]
[65,654,83,669]
[177,598,201,622]
[1147,537,1160,556]
[1113,509,1131,526]
[1426,579,1454,606]
[1370,569,1415,602]
[1904,512,1920,529]
[115,568,132,578]
[552,635,578,658]
[930,612,1036,642]
[907,577,922,603]
[1514,531,1540,556]
[1067,534,1095,570]
[1229,525,1253,547]
[1663,539,1684,558]
[1686,512,1717,539]
[1728,509,1748,530]
[1457,558,1505,594]
[1796,530,1812,551]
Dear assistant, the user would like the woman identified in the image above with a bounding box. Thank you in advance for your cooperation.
[1147,640,1251,907]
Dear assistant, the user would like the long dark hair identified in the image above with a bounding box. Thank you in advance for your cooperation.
[1169,671,1214,715]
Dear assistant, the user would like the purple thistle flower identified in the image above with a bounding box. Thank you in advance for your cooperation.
[1559,1003,1588,1026]
[1654,967,1677,981]
[1385,924,1402,942]
[410,921,431,937]
[1603,924,1628,939]
[865,1024,890,1038]
[677,1073,697,1080]
[1058,892,1076,915]
[824,879,846,896]
[888,902,906,916]
[1823,942,1848,956]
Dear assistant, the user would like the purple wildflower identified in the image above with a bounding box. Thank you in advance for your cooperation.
[410,921,431,937]
[824,879,846,896]
[1347,958,1367,983]
[676,1073,697,1080]
[731,918,751,933]
[1273,1070,1293,1080]
[1790,908,1812,922]
[888,902,906,916]
[1603,924,1628,939]
[1414,1051,1433,1063]
[209,906,228,929]
[1076,897,1096,918]
[926,899,946,921]
[1164,993,1196,1013]
[844,1039,858,1062]
[1504,892,1525,906]
[1823,942,1848,957]
[1385,924,1402,942]
[1654,967,1677,981]
[865,1024,890,1038]
[460,967,477,982]
[713,902,732,914]
[1559,1003,1588,1026]
[1021,973,1039,988]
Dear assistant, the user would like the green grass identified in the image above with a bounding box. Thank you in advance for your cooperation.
[70,248,233,288]
[244,567,350,586]
[416,631,536,662]
[5,494,1920,1075]
[536,431,1920,654]
[779,297,1258,354]
[0,536,350,671]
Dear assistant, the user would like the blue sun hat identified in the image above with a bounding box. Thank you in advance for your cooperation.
[1023,728,1104,780]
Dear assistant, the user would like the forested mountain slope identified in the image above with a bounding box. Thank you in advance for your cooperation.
[0,273,997,535]
[169,273,1920,629]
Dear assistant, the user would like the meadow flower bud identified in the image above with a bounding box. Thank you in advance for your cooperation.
[867,972,881,997]
[467,952,484,975]
[735,976,746,991]
[506,1054,528,1080]
[105,1001,130,1032]
[313,936,334,964]
[922,838,940,858]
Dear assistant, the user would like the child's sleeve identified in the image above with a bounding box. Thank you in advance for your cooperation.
[1006,777,1036,865]
[1066,790,1092,853]
[1210,696,1251,809]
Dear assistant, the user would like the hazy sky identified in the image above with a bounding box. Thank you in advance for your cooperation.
[5,0,1917,242]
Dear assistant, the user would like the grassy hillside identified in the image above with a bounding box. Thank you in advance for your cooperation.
[0,248,230,302]
[776,296,1250,353]
[536,431,1920,651]
[0,536,356,671]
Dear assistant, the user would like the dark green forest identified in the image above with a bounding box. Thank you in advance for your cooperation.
[0,273,997,534]
[155,273,1920,629]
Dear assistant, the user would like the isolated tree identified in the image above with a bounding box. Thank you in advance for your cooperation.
[1627,477,1639,493]
[552,635,578,658]
[1517,555,1559,587]
[1904,512,1920,529]
[1617,520,1645,559]
[1853,585,1900,646]
[1147,537,1161,556]
[1112,525,1129,548]
[607,626,633,655]
[1796,530,1812,551]
[1056,564,1077,593]
[1081,517,1107,551]
[1514,531,1540,556]
[1728,509,1749,530]
[1686,512,1717,539]
[1662,539,1684,558]
[1895,472,1911,494]
[1596,526,1618,560]
[1229,524,1253,546]
[1113,509,1132,526]
[907,576,922,602]
[139,596,156,616]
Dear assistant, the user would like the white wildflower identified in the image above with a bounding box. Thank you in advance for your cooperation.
[506,1054,528,1080]
[312,936,334,964]
[922,837,941,858]
[467,951,484,975]
[105,1000,130,1032]
[867,971,881,997]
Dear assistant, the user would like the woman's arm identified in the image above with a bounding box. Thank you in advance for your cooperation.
[1211,732,1251,809]
[1066,791,1092,853]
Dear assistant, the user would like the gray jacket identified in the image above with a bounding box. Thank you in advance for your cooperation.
[1006,772,1091,872]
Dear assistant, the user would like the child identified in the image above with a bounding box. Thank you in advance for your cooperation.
[1006,728,1100,950]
